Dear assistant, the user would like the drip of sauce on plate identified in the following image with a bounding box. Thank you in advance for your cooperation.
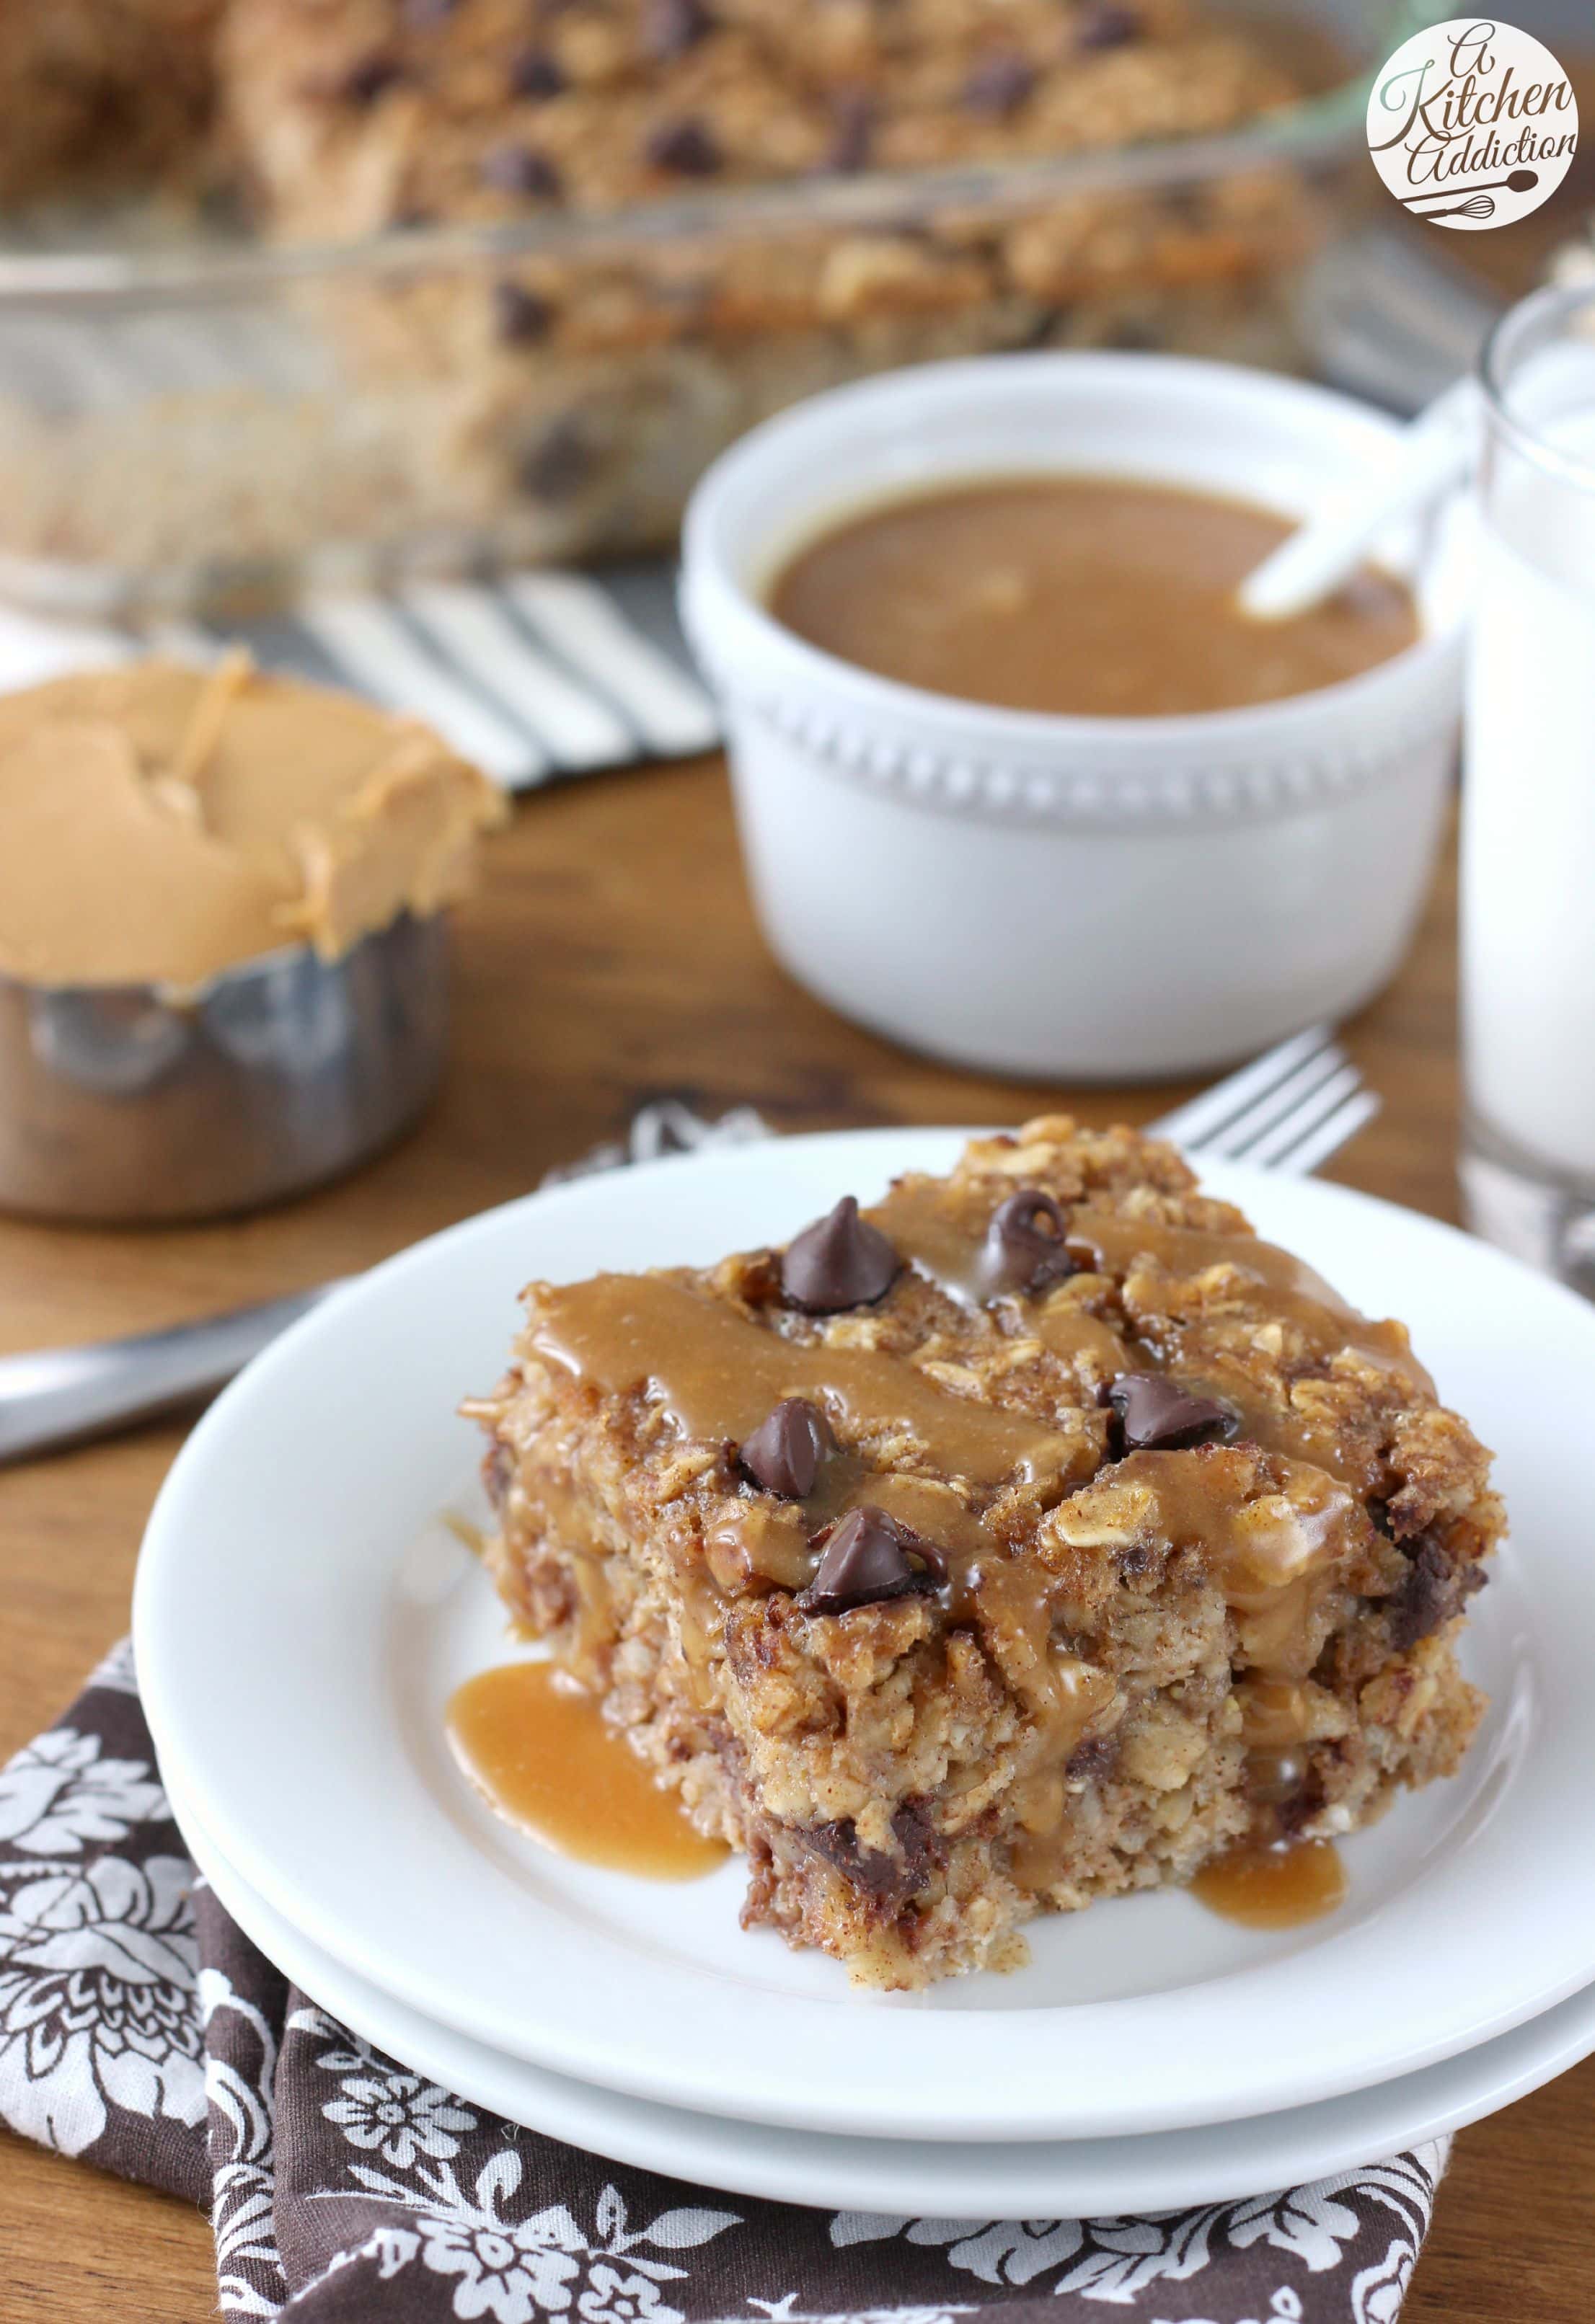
[767,476,1420,720]
[1190,1837,1347,1930]
[1193,1672,1346,1930]
[447,1662,729,1879]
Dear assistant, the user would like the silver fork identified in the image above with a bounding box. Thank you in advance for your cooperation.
[0,1028,1375,1466]
[1147,1023,1379,1176]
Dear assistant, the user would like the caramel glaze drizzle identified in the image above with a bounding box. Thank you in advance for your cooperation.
[868,1179,1135,1380]
[532,1272,1079,1493]
[1062,1210,1431,1389]
[1065,1208,1433,1488]
[526,1187,1419,1928]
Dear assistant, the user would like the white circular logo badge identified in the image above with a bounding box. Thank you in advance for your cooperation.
[1366,17,1578,231]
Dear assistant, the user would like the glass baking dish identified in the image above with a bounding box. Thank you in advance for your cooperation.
[0,0,1419,621]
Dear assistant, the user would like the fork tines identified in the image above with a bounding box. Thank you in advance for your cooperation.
[1149,1024,1380,1177]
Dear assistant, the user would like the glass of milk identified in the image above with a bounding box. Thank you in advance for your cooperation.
[1461,282,1595,1295]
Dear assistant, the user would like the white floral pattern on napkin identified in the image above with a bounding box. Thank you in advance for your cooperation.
[0,1643,1449,2324]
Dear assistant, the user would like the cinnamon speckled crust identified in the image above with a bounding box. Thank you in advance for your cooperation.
[466,1119,1500,1990]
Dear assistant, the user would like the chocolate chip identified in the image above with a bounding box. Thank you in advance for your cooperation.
[798,1506,946,1615]
[1066,1732,1117,1780]
[738,1398,834,1499]
[963,50,1035,117]
[803,1800,939,1904]
[481,142,562,197]
[403,0,456,25]
[509,45,567,97]
[339,52,406,105]
[826,89,875,172]
[642,0,713,60]
[517,417,596,500]
[1388,1534,1487,1651]
[493,280,555,343]
[980,1187,1074,1297]
[1106,1372,1239,1453]
[645,117,723,176]
[1077,2,1139,50]
[781,1196,899,1313]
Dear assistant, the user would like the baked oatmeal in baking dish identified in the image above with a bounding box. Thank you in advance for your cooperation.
[464,1119,1500,1989]
[0,0,1336,592]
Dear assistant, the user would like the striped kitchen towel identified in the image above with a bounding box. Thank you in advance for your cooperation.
[0,557,720,791]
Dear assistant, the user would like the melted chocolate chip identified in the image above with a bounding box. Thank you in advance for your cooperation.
[403,0,457,24]
[798,1505,946,1615]
[738,1397,834,1499]
[509,45,567,97]
[826,90,875,173]
[642,0,714,60]
[1066,1732,1118,1780]
[1106,1372,1239,1453]
[645,116,722,175]
[339,52,406,105]
[980,1187,1075,1297]
[781,1196,900,1313]
[483,1442,512,1508]
[963,50,1035,116]
[517,417,596,501]
[493,280,555,343]
[1388,1535,1488,1651]
[481,142,562,197]
[803,1799,939,1905]
[1077,1,1139,50]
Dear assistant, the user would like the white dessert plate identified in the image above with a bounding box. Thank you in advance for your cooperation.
[134,1131,1595,2144]
[167,1760,1595,2221]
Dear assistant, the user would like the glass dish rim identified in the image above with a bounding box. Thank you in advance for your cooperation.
[0,1,1416,309]
[1480,280,1595,500]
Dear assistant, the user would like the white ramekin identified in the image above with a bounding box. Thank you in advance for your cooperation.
[680,352,1468,1082]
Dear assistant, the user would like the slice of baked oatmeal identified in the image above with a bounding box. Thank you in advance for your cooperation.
[463,1119,1500,1990]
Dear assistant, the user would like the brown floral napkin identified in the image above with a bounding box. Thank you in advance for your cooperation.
[0,1109,1449,2323]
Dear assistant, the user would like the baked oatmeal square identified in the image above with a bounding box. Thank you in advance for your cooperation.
[464,1119,1498,1989]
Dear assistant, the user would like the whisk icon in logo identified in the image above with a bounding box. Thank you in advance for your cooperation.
[1367,17,1578,230]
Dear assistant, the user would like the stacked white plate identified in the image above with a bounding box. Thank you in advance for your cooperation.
[134,1132,1595,2217]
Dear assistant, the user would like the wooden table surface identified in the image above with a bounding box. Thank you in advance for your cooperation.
[1,764,1590,2322]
